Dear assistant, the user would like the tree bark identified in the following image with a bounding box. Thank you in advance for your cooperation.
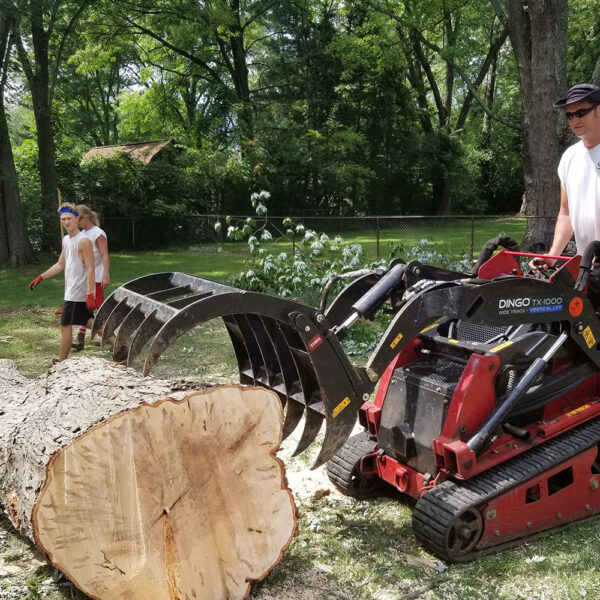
[593,52,600,86]
[15,3,61,251]
[0,357,296,600]
[0,18,34,266]
[503,0,567,249]
[0,53,34,264]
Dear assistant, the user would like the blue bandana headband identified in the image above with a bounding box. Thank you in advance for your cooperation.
[58,207,79,216]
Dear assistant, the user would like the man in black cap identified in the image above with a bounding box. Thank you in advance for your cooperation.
[530,83,600,284]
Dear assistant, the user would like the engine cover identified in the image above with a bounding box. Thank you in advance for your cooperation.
[377,356,463,475]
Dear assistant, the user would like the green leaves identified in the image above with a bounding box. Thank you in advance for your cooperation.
[225,191,375,305]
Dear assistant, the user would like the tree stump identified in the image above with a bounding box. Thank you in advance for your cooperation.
[0,357,296,600]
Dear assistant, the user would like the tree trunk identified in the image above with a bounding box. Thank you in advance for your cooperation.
[592,52,600,86]
[504,0,567,249]
[15,3,61,252]
[0,20,33,266]
[0,104,33,267]
[0,34,33,267]
[0,357,296,600]
[481,51,498,150]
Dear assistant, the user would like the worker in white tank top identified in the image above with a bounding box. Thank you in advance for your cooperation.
[72,204,110,351]
[530,83,600,303]
[76,204,110,294]
[28,204,97,362]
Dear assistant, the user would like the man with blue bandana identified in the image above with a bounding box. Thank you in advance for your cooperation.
[28,203,97,362]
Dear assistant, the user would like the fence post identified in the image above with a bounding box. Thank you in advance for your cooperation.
[217,214,223,248]
[470,215,474,262]
[376,216,380,260]
[132,217,135,249]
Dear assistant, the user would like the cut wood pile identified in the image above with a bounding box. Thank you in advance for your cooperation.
[0,357,296,600]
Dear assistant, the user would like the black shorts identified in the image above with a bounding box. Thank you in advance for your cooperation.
[60,301,94,327]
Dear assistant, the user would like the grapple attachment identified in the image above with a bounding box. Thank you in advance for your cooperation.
[92,272,371,467]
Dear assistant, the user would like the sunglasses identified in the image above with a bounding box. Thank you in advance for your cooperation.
[566,106,596,120]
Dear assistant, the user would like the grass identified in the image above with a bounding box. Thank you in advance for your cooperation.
[5,219,600,599]
[0,219,526,373]
[252,492,600,600]
[325,217,527,262]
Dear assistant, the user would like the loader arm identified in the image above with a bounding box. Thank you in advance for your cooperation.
[367,276,600,378]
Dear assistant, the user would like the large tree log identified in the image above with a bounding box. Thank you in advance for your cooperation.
[0,357,296,600]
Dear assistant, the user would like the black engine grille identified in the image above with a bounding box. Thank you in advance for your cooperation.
[404,357,464,385]
[455,321,507,344]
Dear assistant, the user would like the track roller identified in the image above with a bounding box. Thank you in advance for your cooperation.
[326,431,385,499]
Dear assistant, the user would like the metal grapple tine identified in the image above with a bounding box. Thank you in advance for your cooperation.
[277,323,322,448]
[259,317,298,399]
[169,293,212,309]
[275,321,310,417]
[293,405,325,457]
[146,285,192,300]
[262,320,309,436]
[121,272,180,294]
[313,410,358,469]
[246,314,282,386]
[128,311,162,367]
[282,398,306,439]
[113,304,145,357]
[287,344,325,455]
[102,298,136,345]
[92,272,179,340]
[91,295,119,338]
[231,314,267,384]
[222,315,254,384]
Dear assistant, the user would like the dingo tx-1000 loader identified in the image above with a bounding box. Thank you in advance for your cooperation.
[93,237,600,561]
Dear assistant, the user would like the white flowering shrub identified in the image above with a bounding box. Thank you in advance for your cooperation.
[389,239,471,273]
[215,194,467,357]
[215,191,378,306]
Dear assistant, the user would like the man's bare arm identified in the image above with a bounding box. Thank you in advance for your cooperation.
[530,186,573,272]
[40,250,66,279]
[546,186,574,258]
[79,238,96,295]
[96,235,110,287]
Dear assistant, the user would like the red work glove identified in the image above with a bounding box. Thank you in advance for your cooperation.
[29,275,44,291]
[86,294,97,311]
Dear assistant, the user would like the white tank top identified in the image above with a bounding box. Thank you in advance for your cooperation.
[557,140,600,254]
[83,225,107,282]
[63,231,88,302]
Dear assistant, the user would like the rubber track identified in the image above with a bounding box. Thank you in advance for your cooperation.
[412,416,600,561]
[326,431,382,498]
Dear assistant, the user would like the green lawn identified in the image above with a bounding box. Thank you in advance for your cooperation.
[0,244,246,311]
[3,218,600,600]
[0,244,247,376]
[325,217,526,261]
[1,218,526,312]
[0,218,526,375]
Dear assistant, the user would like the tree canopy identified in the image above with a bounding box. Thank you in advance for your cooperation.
[2,0,599,261]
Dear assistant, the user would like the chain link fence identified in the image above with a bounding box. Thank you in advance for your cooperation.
[102,214,557,262]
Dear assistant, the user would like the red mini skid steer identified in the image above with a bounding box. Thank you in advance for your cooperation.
[93,236,600,561]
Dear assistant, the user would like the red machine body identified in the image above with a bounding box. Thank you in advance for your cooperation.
[327,248,600,560]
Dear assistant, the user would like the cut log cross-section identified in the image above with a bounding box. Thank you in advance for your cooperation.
[0,357,296,600]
